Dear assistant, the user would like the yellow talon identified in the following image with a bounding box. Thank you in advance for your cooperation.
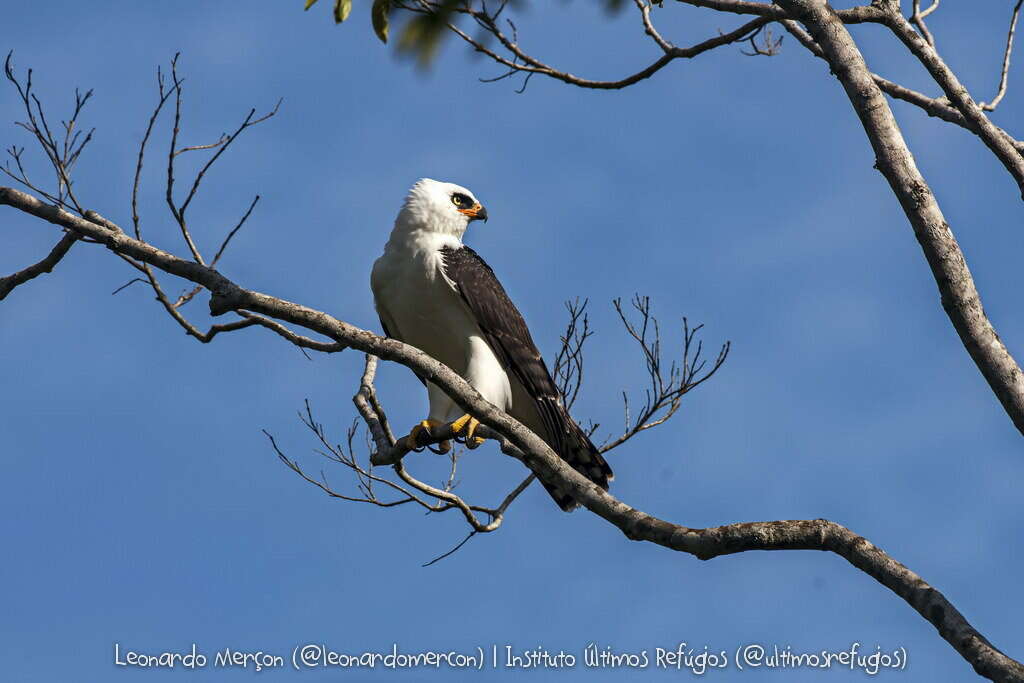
[450,414,486,449]
[402,419,451,454]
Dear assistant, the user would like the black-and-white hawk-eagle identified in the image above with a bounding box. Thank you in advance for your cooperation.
[371,178,612,511]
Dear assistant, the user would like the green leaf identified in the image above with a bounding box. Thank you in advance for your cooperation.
[304,0,319,9]
[372,0,391,43]
[398,16,443,67]
[334,0,352,23]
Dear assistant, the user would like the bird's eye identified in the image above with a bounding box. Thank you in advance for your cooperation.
[451,194,465,207]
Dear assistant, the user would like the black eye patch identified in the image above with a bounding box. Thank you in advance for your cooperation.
[451,193,473,207]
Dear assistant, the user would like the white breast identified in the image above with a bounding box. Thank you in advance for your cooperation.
[371,231,512,420]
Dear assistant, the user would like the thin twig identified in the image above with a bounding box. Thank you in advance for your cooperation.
[3,52,94,214]
[551,298,592,412]
[981,0,1023,111]
[422,530,477,567]
[173,194,260,309]
[909,0,939,47]
[600,296,728,454]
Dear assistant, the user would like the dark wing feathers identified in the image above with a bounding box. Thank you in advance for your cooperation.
[440,245,613,511]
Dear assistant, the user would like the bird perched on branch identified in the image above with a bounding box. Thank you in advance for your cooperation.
[371,178,613,510]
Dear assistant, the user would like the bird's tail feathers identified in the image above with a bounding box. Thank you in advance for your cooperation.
[536,403,613,512]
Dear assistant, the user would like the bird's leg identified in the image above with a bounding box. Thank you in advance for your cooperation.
[450,413,485,450]
[399,419,451,455]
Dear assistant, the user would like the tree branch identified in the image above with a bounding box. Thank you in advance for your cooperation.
[430,0,773,91]
[600,296,728,453]
[980,0,1023,112]
[273,359,533,536]
[0,231,76,300]
[777,0,1024,438]
[551,297,592,413]
[879,4,1024,199]
[909,0,939,47]
[3,52,94,215]
[780,19,1024,155]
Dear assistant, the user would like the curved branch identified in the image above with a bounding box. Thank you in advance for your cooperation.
[444,3,772,90]
[3,184,1020,678]
[980,0,1023,112]
[634,0,676,53]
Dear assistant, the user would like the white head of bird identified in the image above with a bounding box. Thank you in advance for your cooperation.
[394,178,488,239]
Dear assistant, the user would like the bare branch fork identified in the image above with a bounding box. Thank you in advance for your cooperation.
[2,44,1022,681]
[3,52,94,215]
[551,297,592,413]
[267,362,534,538]
[600,295,728,453]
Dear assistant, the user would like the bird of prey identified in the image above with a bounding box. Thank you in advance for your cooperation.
[371,178,613,511]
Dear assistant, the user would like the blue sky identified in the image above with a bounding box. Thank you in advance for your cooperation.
[2,1,1022,680]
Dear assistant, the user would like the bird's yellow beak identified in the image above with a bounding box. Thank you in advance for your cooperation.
[458,203,488,222]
